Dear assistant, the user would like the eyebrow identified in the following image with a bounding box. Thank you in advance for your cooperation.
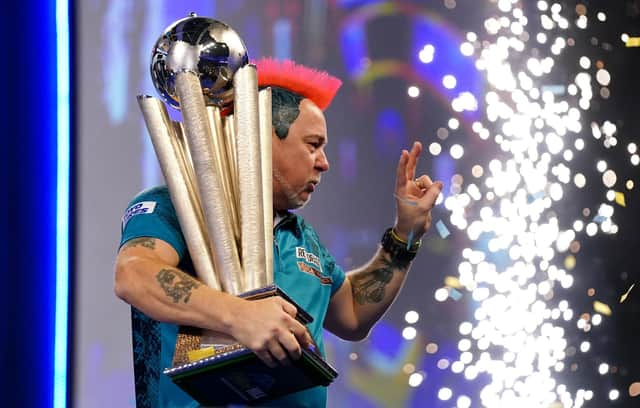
[305,134,327,145]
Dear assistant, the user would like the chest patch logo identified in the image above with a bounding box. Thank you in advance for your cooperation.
[122,201,157,229]
[295,246,331,285]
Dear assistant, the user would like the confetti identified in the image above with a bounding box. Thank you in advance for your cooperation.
[593,215,607,224]
[626,37,640,47]
[527,191,545,203]
[629,382,640,397]
[541,84,566,95]
[564,255,576,270]
[435,220,450,238]
[593,300,612,316]
[394,193,418,206]
[615,191,626,207]
[406,229,414,250]
[444,276,463,289]
[448,287,463,301]
[620,283,635,303]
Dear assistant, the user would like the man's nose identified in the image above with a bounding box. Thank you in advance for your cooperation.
[316,149,330,172]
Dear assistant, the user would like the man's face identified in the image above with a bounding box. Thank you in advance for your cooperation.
[272,98,330,210]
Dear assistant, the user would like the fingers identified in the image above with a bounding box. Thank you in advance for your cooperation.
[278,297,298,318]
[405,142,422,181]
[396,142,423,191]
[414,175,443,210]
[278,297,314,350]
[414,174,433,190]
[395,149,409,190]
[255,349,277,368]
[288,319,312,350]
[267,338,293,366]
[420,181,443,208]
[246,297,315,367]
[273,298,309,362]
[258,322,306,367]
[277,330,302,362]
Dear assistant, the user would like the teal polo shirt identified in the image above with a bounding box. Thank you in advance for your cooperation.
[120,186,345,407]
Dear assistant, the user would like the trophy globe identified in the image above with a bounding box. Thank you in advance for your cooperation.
[150,13,249,109]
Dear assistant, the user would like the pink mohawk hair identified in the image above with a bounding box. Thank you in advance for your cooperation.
[254,58,342,111]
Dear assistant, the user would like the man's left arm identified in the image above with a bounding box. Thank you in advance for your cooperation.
[324,141,442,340]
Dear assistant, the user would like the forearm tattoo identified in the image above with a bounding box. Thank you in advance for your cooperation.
[123,237,156,250]
[156,268,201,303]
[350,256,407,305]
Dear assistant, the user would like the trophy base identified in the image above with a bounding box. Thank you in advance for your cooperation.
[164,284,338,405]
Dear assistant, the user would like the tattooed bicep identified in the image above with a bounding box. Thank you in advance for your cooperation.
[118,237,181,267]
[122,237,157,251]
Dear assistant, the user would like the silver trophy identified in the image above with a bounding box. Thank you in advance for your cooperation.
[137,14,337,405]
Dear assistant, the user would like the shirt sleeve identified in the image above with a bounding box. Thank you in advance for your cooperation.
[326,252,346,297]
[310,229,346,296]
[119,186,188,259]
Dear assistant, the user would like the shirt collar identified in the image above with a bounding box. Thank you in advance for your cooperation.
[274,211,303,237]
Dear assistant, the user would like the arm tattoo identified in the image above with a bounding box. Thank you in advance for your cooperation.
[350,257,406,305]
[123,237,156,250]
[156,268,201,303]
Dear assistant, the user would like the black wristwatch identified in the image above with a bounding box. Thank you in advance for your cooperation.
[380,227,421,264]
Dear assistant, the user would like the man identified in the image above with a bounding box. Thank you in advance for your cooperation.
[115,58,443,407]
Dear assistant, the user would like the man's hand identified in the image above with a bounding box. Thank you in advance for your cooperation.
[393,141,443,242]
[228,296,313,368]
[324,141,442,341]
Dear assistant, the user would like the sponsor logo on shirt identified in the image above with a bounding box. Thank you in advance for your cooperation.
[295,247,331,285]
[122,201,157,229]
[295,247,322,272]
[297,262,332,285]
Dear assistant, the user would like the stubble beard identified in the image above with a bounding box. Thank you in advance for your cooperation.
[273,169,310,210]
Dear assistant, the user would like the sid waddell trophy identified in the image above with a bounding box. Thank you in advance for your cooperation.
[136,13,338,405]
